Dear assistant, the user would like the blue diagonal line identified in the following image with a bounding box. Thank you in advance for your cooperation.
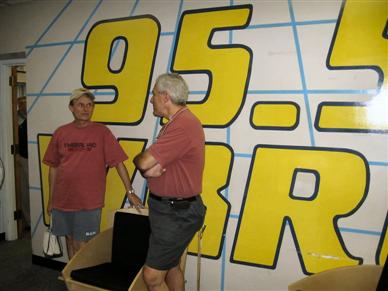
[307,89,377,94]
[339,227,381,236]
[369,161,388,167]
[130,0,140,15]
[288,0,315,146]
[167,0,185,71]
[295,19,337,26]
[31,212,43,239]
[26,40,84,49]
[30,186,41,191]
[248,89,303,95]
[26,0,73,57]
[235,153,252,158]
[161,32,175,36]
[246,19,336,30]
[27,0,104,115]
[247,22,293,29]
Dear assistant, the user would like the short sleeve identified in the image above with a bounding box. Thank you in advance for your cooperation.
[103,127,128,167]
[42,132,60,167]
[149,125,190,167]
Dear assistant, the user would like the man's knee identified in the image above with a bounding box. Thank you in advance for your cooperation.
[143,266,166,288]
[167,264,182,277]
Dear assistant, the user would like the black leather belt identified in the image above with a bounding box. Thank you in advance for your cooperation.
[149,192,197,202]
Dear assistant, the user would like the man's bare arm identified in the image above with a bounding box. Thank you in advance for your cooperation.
[133,150,158,172]
[133,150,166,177]
[143,163,166,177]
[115,162,143,209]
[47,166,57,215]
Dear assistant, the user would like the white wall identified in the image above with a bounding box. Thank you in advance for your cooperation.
[0,1,68,55]
[0,59,23,240]
[0,0,387,290]
[0,0,67,240]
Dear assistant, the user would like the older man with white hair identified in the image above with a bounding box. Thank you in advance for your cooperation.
[134,73,206,291]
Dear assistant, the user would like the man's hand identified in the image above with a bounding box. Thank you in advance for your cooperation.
[143,163,166,178]
[126,191,144,212]
[47,201,52,216]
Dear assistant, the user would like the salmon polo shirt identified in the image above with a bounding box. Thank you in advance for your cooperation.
[43,122,128,211]
[148,108,205,198]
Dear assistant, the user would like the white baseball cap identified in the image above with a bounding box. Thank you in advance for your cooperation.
[69,88,95,102]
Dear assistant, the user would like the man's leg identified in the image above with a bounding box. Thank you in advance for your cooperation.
[65,235,87,259]
[67,208,101,259]
[65,235,75,259]
[143,266,169,291]
[166,264,185,291]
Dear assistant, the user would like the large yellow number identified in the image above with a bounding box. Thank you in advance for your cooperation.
[37,134,52,226]
[231,146,368,274]
[82,16,160,124]
[318,0,388,132]
[376,214,388,265]
[172,5,252,127]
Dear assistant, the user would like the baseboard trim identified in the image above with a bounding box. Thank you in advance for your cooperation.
[32,255,66,271]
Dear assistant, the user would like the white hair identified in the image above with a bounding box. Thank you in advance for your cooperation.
[154,73,189,105]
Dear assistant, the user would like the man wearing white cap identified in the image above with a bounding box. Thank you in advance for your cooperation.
[43,88,143,259]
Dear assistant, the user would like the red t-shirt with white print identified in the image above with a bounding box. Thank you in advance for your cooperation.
[43,122,128,211]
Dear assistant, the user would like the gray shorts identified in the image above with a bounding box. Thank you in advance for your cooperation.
[146,194,206,270]
[51,208,101,241]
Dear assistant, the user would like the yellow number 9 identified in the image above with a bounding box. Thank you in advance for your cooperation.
[82,16,160,125]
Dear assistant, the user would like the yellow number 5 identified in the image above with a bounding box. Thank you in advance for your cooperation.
[318,1,387,132]
[172,5,252,127]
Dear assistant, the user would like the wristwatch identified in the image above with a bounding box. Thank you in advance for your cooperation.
[127,189,136,195]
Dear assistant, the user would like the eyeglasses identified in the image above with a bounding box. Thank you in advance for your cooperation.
[74,103,94,109]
